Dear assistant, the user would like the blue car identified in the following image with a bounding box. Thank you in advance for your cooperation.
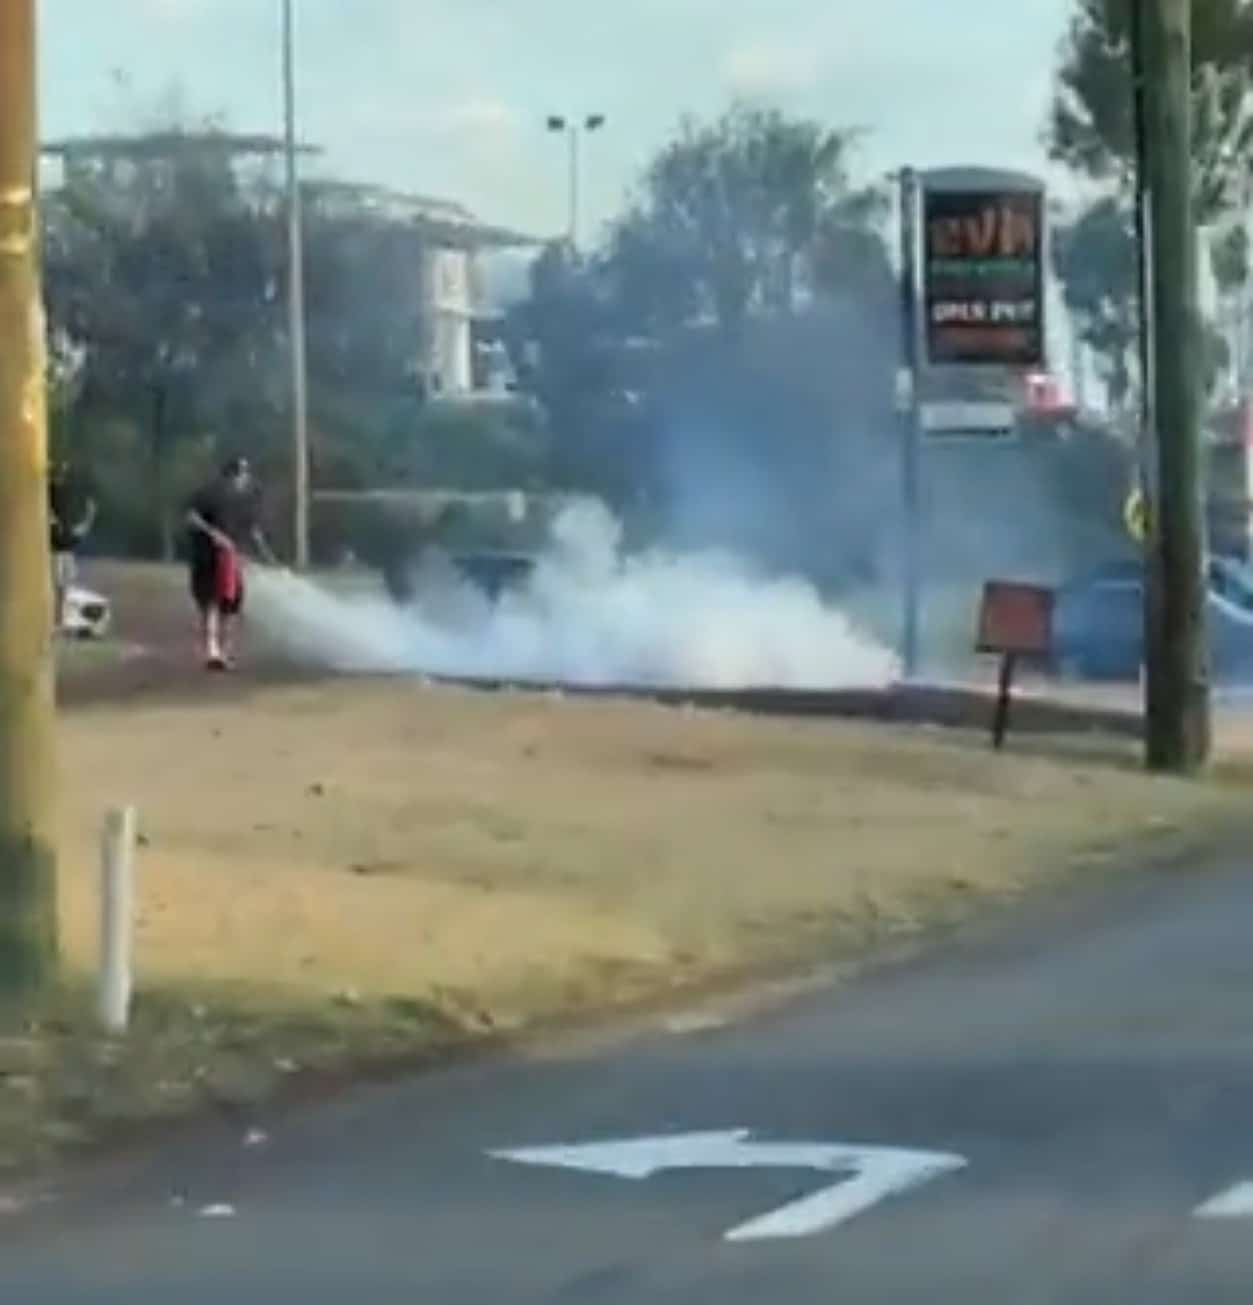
[1053,556,1253,680]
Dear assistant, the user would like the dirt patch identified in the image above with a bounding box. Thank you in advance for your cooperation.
[56,561,324,708]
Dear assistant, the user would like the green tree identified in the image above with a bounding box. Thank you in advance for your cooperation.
[302,194,426,406]
[1050,0,1253,220]
[510,107,899,571]
[1052,197,1139,411]
[1211,220,1250,293]
[1053,195,1236,410]
[42,132,286,555]
[1210,221,1250,395]
[505,243,648,507]
[44,133,554,557]
[608,105,883,333]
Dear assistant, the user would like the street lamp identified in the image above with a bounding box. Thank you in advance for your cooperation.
[546,113,606,251]
[282,0,310,569]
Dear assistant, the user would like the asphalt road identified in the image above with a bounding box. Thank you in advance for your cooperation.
[5,858,1253,1302]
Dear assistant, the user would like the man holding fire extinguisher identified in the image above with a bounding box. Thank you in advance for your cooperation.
[185,457,279,671]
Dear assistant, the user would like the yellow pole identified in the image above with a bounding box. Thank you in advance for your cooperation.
[0,0,59,997]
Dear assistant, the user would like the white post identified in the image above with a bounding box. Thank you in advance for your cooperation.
[99,806,137,1035]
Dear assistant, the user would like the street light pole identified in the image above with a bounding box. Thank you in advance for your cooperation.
[547,114,606,251]
[568,125,579,249]
[0,0,59,999]
[282,0,310,570]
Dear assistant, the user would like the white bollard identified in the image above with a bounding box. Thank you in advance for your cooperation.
[98,806,138,1035]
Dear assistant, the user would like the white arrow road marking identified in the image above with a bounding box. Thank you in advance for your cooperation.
[490,1129,967,1242]
[1195,1182,1253,1219]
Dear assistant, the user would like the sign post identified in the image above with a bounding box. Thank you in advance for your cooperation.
[900,167,1046,698]
[897,168,1049,679]
[976,581,1055,750]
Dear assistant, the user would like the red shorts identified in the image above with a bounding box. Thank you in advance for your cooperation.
[191,546,244,615]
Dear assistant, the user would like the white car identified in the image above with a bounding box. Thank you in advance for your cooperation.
[61,585,112,640]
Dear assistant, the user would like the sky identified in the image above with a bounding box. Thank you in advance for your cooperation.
[39,0,1076,246]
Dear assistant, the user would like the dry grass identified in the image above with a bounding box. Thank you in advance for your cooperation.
[0,678,1236,1176]
[57,680,1246,1026]
[1,559,1239,1178]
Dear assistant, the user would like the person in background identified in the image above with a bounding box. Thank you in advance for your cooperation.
[48,460,97,632]
[185,457,278,671]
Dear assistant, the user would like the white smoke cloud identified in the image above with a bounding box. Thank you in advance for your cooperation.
[249,501,898,690]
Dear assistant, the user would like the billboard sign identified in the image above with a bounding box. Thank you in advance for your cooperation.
[921,171,1045,368]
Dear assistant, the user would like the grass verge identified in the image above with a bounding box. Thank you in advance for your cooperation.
[3,678,1245,1180]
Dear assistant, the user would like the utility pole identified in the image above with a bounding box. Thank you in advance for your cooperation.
[1136,0,1210,771]
[0,0,59,997]
[283,0,311,569]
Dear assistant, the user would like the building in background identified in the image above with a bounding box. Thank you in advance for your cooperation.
[41,134,541,403]
[303,181,540,401]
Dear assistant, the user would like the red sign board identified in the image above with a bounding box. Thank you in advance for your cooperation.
[976,581,1054,657]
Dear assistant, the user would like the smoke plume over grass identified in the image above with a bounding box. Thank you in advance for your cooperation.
[250,501,898,689]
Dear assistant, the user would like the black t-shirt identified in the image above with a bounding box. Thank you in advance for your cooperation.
[49,476,94,553]
[187,481,258,567]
